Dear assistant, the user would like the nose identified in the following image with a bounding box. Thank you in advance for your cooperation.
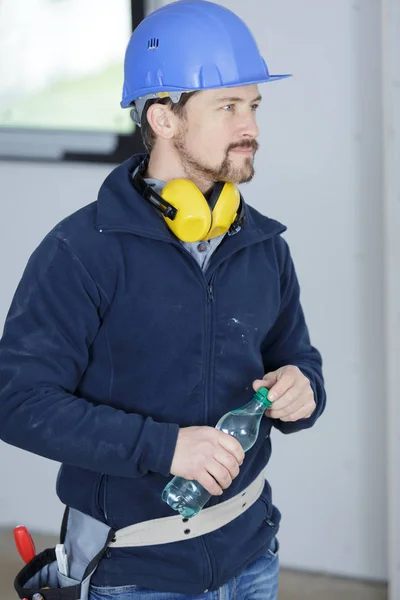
[239,112,259,140]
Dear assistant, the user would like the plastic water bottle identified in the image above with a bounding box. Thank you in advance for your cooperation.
[161,387,272,518]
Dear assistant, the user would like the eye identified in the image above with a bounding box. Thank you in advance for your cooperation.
[222,104,234,111]
[251,104,260,112]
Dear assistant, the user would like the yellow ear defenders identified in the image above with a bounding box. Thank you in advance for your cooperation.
[132,162,246,243]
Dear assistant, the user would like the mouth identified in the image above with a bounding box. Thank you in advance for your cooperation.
[230,148,254,155]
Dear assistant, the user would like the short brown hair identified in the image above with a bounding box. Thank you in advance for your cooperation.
[140,91,199,152]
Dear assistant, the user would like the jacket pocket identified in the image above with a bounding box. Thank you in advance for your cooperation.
[266,535,280,558]
[258,481,278,529]
[94,474,109,522]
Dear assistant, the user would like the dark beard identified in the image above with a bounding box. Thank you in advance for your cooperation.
[173,131,259,184]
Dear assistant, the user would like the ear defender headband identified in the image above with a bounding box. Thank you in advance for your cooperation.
[132,161,246,243]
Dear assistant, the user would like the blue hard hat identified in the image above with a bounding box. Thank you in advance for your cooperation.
[121,0,291,109]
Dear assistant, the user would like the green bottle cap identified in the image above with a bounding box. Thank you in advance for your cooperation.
[254,386,272,408]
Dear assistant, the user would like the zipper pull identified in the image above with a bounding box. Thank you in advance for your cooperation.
[208,285,214,303]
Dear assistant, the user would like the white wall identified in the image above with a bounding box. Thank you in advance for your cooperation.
[0,0,388,583]
[0,161,113,531]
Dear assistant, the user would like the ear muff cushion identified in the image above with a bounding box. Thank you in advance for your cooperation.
[204,183,241,240]
[161,179,212,243]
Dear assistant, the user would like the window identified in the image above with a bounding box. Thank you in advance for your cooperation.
[0,0,145,163]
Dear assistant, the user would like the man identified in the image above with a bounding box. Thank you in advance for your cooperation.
[0,1,326,599]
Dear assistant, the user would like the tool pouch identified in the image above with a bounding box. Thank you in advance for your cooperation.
[14,508,115,600]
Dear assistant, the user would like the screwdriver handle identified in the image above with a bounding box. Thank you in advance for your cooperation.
[13,525,36,564]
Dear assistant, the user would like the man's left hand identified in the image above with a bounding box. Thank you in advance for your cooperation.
[252,365,315,422]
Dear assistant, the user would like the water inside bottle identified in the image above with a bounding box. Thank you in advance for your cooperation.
[162,476,211,518]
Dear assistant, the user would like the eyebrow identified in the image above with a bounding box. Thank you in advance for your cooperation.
[215,95,262,104]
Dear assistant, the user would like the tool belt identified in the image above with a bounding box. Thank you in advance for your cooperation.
[14,471,264,600]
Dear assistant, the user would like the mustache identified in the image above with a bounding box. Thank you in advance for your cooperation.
[227,140,259,153]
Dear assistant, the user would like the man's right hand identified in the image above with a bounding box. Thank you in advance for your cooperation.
[170,426,245,496]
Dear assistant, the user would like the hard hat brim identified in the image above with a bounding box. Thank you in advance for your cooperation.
[120,74,292,109]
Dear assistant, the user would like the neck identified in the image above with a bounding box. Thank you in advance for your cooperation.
[145,148,214,195]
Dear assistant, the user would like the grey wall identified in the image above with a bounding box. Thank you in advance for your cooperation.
[381,0,400,597]
[0,161,113,530]
[0,0,388,583]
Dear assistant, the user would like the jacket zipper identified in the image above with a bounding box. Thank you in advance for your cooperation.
[101,229,216,428]
[164,242,216,427]
[96,229,220,586]
[207,283,214,303]
[204,274,215,426]
[200,273,216,588]
[172,247,216,585]
[199,536,214,591]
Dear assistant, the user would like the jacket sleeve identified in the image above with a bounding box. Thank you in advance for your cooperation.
[261,236,326,434]
[0,234,179,477]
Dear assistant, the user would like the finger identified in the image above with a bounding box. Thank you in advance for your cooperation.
[252,379,265,392]
[267,367,298,402]
[263,371,278,386]
[267,386,300,414]
[278,404,314,422]
[270,379,313,414]
[268,395,305,419]
[252,371,277,393]
[268,403,301,420]
[214,449,240,480]
[217,431,245,464]
[197,470,223,496]
[207,460,233,490]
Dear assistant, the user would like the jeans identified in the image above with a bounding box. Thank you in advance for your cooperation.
[89,537,279,600]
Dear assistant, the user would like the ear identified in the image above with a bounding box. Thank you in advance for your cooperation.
[146,103,177,141]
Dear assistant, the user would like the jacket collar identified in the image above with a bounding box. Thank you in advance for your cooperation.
[96,154,287,246]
